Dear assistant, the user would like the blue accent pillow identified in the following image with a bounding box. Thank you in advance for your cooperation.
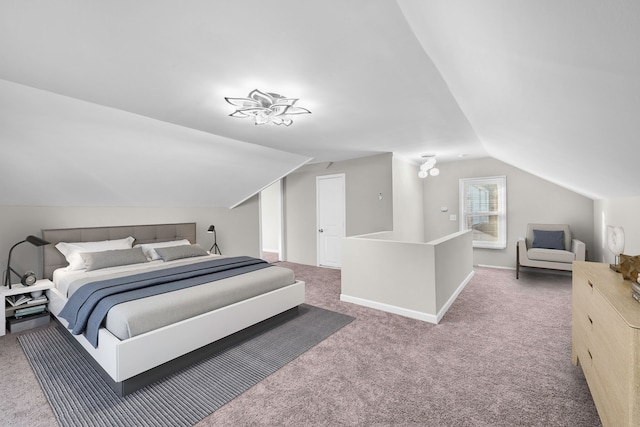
[532,230,565,250]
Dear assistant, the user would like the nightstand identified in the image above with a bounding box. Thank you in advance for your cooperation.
[1,279,53,336]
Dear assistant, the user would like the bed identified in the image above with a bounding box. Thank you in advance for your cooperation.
[42,223,305,396]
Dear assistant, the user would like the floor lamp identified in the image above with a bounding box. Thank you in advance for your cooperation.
[207,225,221,255]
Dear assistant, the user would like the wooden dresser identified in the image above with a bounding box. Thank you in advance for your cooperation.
[572,261,640,427]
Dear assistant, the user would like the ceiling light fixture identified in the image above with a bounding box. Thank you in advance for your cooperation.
[225,89,311,126]
[418,155,440,178]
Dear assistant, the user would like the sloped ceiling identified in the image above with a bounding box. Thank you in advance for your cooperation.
[399,0,640,200]
[1,0,639,207]
[0,79,310,208]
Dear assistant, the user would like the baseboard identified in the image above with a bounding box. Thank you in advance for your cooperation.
[476,264,515,270]
[340,270,475,324]
[435,270,475,323]
[475,264,571,277]
[339,294,439,323]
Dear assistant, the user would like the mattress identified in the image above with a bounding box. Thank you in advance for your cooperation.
[52,255,296,340]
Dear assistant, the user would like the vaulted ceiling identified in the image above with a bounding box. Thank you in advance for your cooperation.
[1,0,638,207]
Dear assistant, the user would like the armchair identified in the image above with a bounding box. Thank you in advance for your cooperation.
[516,223,586,279]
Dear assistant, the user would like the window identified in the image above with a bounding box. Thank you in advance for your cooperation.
[459,176,507,249]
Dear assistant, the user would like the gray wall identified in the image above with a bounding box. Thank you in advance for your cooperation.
[593,196,640,264]
[0,199,260,281]
[282,154,595,269]
[283,153,393,265]
[422,157,595,268]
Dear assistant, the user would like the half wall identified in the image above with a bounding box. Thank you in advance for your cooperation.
[341,229,474,323]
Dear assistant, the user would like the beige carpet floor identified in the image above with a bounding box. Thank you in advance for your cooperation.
[1,264,601,426]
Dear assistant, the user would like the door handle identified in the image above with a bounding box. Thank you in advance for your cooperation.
[318,229,324,233]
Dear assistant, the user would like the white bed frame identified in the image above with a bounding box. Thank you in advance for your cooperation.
[42,223,305,396]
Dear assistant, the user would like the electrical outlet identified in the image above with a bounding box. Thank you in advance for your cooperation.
[449,214,457,221]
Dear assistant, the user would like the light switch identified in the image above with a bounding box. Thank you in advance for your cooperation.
[449,214,457,221]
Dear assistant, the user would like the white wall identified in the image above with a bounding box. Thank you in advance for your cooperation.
[593,196,640,264]
[0,199,260,281]
[392,156,425,242]
[422,157,594,268]
[260,181,281,253]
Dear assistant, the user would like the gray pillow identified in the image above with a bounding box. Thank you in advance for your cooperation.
[532,230,565,250]
[154,244,209,262]
[80,247,149,271]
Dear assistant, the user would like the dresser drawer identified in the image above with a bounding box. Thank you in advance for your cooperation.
[574,339,596,384]
[572,278,594,360]
[590,356,628,427]
[572,262,640,427]
[572,327,593,371]
[572,305,592,348]
[572,326,591,367]
[573,277,594,314]
[575,329,627,427]
[589,288,629,370]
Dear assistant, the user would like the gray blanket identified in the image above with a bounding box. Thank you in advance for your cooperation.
[59,256,271,347]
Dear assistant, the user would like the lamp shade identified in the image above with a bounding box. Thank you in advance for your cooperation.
[607,225,625,255]
[207,225,215,233]
[26,235,50,246]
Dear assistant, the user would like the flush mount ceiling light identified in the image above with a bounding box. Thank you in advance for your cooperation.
[225,89,311,126]
[418,155,440,178]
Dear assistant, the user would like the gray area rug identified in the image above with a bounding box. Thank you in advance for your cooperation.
[18,304,353,427]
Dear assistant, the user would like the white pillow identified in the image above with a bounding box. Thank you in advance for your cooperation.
[55,236,135,270]
[134,239,191,261]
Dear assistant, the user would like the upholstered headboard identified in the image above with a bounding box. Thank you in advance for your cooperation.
[41,223,196,279]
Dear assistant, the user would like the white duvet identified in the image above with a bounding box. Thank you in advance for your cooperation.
[52,254,223,297]
[51,255,296,341]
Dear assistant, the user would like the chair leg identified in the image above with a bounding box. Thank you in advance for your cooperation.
[516,245,520,279]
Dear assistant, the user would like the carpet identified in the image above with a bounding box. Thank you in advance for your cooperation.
[18,304,354,427]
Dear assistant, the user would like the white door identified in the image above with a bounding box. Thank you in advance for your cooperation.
[316,174,345,268]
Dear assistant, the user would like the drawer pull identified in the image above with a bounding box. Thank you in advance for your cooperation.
[587,349,593,360]
[588,315,593,325]
[588,281,594,289]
